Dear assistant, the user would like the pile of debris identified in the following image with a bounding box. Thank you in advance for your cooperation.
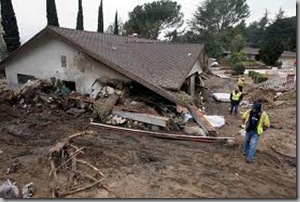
[4,79,226,139]
[258,76,295,92]
[7,79,94,117]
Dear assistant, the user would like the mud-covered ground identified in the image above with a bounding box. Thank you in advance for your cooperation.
[0,75,296,198]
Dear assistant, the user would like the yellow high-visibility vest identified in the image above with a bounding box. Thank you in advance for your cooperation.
[237,78,245,87]
[232,91,242,101]
[242,109,270,135]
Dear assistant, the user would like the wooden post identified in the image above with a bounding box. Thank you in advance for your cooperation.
[189,74,195,97]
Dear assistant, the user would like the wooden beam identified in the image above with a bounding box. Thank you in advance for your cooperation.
[90,122,234,142]
[189,74,195,96]
[187,105,217,135]
[112,108,170,127]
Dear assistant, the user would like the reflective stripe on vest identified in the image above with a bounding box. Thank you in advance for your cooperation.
[232,91,242,101]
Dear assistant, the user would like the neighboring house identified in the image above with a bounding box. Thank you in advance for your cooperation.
[0,26,209,104]
[224,47,296,67]
[242,47,260,61]
[223,47,260,60]
[278,51,296,68]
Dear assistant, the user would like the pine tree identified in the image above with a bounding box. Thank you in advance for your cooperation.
[46,0,59,26]
[97,0,103,33]
[0,0,20,53]
[0,15,7,58]
[113,11,119,35]
[76,0,84,30]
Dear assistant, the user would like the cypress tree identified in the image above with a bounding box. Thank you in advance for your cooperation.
[113,11,118,35]
[97,0,103,33]
[0,0,21,53]
[76,0,84,30]
[46,0,59,26]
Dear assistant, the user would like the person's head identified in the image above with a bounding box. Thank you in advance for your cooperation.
[252,102,262,113]
[235,86,240,92]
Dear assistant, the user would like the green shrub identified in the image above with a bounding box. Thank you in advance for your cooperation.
[248,71,254,77]
[232,62,245,75]
[253,74,268,83]
[230,51,247,65]
[251,72,258,80]
[256,75,268,83]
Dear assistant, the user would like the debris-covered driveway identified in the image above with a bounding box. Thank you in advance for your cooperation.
[0,100,296,198]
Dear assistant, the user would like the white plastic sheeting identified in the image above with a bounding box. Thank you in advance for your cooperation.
[204,115,225,128]
[212,93,231,102]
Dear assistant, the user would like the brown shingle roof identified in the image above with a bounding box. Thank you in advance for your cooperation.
[242,47,260,55]
[2,26,205,104]
[47,26,204,90]
[281,51,296,58]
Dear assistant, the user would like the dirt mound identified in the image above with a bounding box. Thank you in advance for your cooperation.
[246,88,276,104]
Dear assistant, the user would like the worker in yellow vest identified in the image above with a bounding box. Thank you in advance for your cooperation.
[237,76,246,92]
[241,102,270,163]
[230,87,243,116]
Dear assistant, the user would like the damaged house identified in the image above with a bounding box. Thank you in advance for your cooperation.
[0,26,223,138]
[0,26,209,105]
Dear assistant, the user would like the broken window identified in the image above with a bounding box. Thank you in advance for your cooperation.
[17,74,35,84]
[62,80,76,92]
[61,55,67,67]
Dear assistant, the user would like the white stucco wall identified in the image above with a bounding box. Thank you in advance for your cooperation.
[187,58,204,77]
[279,57,296,68]
[5,37,131,94]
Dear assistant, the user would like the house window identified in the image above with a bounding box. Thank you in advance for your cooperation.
[62,80,76,92]
[61,55,67,67]
[17,74,35,84]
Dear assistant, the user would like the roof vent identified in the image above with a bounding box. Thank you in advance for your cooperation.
[112,46,117,50]
[188,53,192,57]
[127,33,139,43]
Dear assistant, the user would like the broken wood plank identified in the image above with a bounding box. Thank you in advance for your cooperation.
[93,94,120,118]
[112,108,170,127]
[90,122,234,142]
[69,95,150,113]
[187,105,217,135]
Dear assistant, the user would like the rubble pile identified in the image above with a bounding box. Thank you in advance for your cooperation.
[7,79,216,137]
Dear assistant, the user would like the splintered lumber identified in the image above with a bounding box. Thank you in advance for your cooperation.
[93,94,120,118]
[112,108,170,128]
[187,105,217,135]
[90,122,234,143]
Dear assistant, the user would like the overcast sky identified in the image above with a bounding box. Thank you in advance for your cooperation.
[9,0,297,43]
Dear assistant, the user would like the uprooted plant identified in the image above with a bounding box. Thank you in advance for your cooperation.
[48,131,108,198]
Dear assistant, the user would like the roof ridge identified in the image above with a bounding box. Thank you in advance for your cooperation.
[46,25,159,42]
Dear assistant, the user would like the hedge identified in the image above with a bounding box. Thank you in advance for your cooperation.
[248,71,254,77]
[254,74,268,83]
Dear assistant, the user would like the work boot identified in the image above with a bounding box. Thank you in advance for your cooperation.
[246,159,253,164]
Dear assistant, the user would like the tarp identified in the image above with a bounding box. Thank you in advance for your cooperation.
[204,115,225,128]
[212,93,231,102]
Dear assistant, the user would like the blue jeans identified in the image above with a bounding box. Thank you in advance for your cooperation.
[230,103,239,115]
[243,130,260,162]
